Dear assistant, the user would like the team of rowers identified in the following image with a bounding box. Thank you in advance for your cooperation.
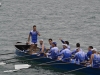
[27,25,100,68]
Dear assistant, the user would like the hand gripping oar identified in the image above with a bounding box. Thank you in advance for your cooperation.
[64,66,88,74]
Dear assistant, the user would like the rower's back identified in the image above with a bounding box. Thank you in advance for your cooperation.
[93,54,100,68]
[75,51,86,63]
[62,49,71,62]
[50,47,59,60]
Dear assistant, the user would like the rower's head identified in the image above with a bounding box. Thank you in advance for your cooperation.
[76,43,80,48]
[62,44,67,49]
[88,46,93,51]
[64,41,69,45]
[39,39,43,45]
[33,25,36,31]
[52,42,57,47]
[92,48,97,54]
[48,38,53,45]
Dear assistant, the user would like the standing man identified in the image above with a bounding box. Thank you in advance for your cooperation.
[27,25,40,54]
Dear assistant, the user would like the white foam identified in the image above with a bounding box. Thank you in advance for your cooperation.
[0,62,6,65]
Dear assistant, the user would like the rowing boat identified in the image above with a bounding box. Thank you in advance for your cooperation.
[15,42,100,75]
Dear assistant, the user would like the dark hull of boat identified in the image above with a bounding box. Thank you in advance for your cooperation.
[15,43,100,75]
[49,61,100,75]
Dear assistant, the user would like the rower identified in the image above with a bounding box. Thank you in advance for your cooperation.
[89,48,100,68]
[72,43,82,55]
[85,46,93,61]
[27,25,40,54]
[73,48,86,64]
[46,42,59,60]
[57,44,71,62]
[59,38,70,50]
[38,39,46,56]
[48,38,53,49]
[46,38,53,52]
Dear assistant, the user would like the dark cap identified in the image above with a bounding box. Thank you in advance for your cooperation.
[52,42,57,46]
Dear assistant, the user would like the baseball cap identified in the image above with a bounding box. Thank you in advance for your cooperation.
[52,42,57,46]
[40,39,43,41]
[62,44,68,47]
[91,48,97,51]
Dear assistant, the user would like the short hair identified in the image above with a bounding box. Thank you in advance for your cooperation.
[65,41,69,45]
[33,25,36,28]
[76,43,80,47]
[48,38,52,41]
[89,46,93,49]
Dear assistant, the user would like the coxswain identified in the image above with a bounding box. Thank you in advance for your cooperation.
[27,25,40,54]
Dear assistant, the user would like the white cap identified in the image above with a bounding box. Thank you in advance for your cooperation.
[40,39,43,41]
[62,44,67,47]
[91,48,97,51]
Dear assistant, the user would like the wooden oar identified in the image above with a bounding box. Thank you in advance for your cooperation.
[0,52,14,55]
[4,64,31,73]
[0,56,48,65]
[38,57,72,65]
[39,62,69,66]
[63,62,99,74]
[64,66,88,74]
[0,53,39,62]
[0,55,29,62]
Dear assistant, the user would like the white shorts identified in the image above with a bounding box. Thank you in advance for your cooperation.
[31,42,37,45]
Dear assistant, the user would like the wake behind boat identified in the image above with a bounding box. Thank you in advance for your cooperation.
[15,42,100,75]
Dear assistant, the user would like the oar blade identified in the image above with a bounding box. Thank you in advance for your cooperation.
[4,70,18,73]
[15,64,31,70]
[0,62,6,65]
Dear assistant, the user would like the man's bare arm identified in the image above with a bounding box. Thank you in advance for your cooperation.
[36,31,40,36]
[27,34,31,43]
